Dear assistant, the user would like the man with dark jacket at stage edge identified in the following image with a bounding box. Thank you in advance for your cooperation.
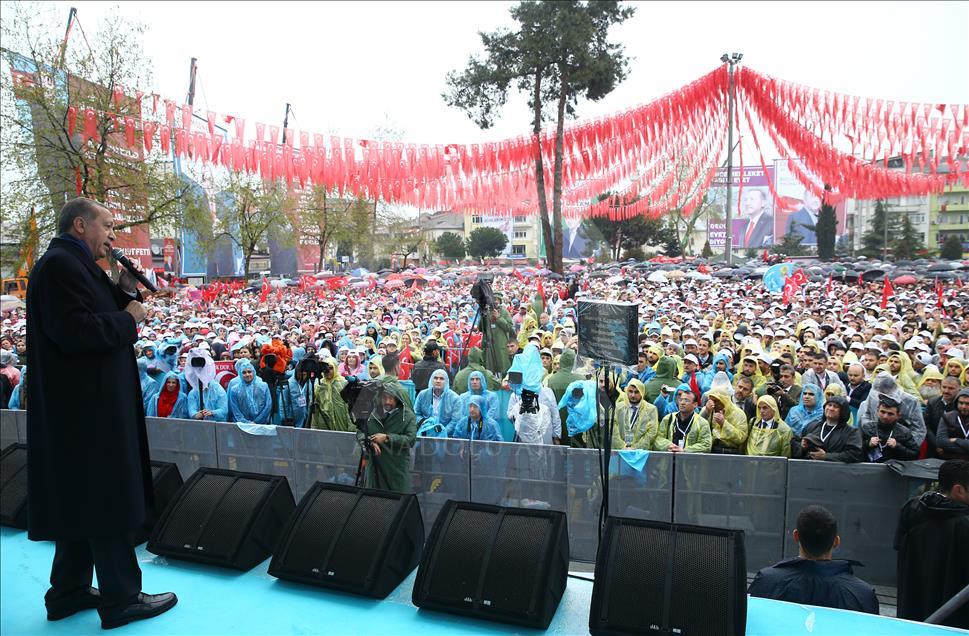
[895,459,969,629]
[748,505,879,614]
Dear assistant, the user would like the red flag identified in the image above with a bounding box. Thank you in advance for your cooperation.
[512,268,525,282]
[782,277,798,304]
[260,278,270,303]
[537,279,546,305]
[368,277,376,291]
[880,276,894,310]
[936,277,944,309]
[347,297,356,310]
[857,273,863,286]
[826,275,833,294]
[791,268,808,287]
[762,249,768,262]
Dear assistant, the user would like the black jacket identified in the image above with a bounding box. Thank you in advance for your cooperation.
[410,357,447,395]
[748,557,879,614]
[846,381,872,411]
[936,410,969,459]
[860,420,919,462]
[26,237,152,540]
[894,491,969,628]
[924,395,956,458]
[793,419,864,463]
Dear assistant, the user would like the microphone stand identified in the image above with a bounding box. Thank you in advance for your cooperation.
[596,363,616,542]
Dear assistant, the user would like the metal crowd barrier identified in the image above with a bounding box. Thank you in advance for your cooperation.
[0,409,934,587]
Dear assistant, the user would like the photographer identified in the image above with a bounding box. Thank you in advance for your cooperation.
[479,291,516,377]
[258,340,305,427]
[758,363,801,420]
[357,380,417,493]
[309,356,353,432]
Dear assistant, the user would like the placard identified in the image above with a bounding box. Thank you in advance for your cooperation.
[577,300,639,366]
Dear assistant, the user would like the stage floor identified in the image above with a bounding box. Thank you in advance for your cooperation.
[1,528,962,635]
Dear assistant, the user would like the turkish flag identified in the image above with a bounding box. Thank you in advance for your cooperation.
[880,276,894,310]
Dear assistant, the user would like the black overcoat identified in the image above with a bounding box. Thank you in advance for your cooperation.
[25,237,152,540]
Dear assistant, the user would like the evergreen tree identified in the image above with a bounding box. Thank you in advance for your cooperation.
[892,215,923,260]
[815,188,837,260]
[434,231,466,260]
[770,232,806,256]
[466,227,509,259]
[860,200,896,259]
[701,240,713,258]
[940,234,965,260]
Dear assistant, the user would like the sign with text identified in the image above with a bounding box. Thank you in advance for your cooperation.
[577,299,639,366]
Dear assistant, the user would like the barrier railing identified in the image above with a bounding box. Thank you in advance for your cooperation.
[1,409,934,586]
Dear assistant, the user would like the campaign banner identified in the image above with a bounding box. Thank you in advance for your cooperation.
[709,165,776,249]
[773,159,846,248]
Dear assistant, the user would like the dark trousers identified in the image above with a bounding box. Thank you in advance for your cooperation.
[46,536,141,608]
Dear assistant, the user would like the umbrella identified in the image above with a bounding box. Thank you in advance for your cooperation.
[893,275,917,285]
[647,271,669,283]
[711,270,734,279]
[589,272,611,278]
[667,270,686,280]
[928,262,958,271]
[861,269,886,282]
[384,279,405,289]
[686,271,712,281]
[546,272,564,280]
[0,295,24,312]
[313,271,335,279]
[414,267,428,274]
[269,279,289,288]
[350,267,370,277]
[350,281,369,289]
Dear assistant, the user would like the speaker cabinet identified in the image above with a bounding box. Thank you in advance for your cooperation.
[0,443,28,529]
[268,482,424,599]
[147,468,295,571]
[413,500,569,629]
[132,461,184,546]
[590,517,747,636]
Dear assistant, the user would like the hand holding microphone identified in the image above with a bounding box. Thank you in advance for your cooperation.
[110,248,157,293]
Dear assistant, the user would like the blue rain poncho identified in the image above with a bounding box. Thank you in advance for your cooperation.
[138,357,159,407]
[414,368,462,435]
[786,382,824,436]
[459,370,499,424]
[146,371,189,419]
[226,360,272,424]
[452,394,502,441]
[558,379,598,437]
[508,344,545,397]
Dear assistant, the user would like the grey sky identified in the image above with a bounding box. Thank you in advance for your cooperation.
[37,0,969,149]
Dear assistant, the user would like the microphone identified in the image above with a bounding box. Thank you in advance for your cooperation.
[110,248,157,293]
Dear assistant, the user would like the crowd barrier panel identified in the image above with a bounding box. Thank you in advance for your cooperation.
[7,411,935,586]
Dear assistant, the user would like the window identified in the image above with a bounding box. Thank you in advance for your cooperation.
[511,244,526,255]
[514,230,527,239]
[514,215,527,224]
[472,216,482,224]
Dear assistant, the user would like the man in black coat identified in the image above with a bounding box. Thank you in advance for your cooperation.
[844,363,871,414]
[894,459,969,629]
[929,378,963,458]
[26,198,176,629]
[410,341,448,393]
[792,396,863,463]
[749,505,878,613]
[936,389,969,460]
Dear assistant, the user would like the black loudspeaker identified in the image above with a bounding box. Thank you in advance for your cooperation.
[413,500,569,629]
[268,483,424,599]
[147,468,295,571]
[0,443,28,529]
[590,517,747,636]
[132,461,185,546]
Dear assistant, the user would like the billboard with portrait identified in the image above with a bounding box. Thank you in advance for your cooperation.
[708,165,776,249]
[772,159,847,249]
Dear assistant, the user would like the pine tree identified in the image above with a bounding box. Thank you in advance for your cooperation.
[860,200,896,259]
[940,234,965,260]
[815,188,837,261]
[701,239,713,258]
[892,214,923,260]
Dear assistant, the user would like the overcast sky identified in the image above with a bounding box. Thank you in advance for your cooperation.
[33,0,969,149]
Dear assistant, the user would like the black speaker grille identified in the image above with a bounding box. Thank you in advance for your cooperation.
[327,495,400,585]
[481,514,548,615]
[669,530,731,636]
[607,523,670,630]
[0,447,27,520]
[197,478,271,558]
[427,508,499,604]
[281,488,358,574]
[158,473,234,550]
[150,464,163,479]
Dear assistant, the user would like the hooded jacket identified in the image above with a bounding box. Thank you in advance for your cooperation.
[226,359,272,424]
[894,491,969,628]
[452,347,500,393]
[644,356,679,403]
[785,383,824,436]
[357,379,417,494]
[414,369,462,435]
[655,386,712,453]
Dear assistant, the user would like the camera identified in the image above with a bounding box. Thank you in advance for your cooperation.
[190,357,206,368]
[572,387,584,399]
[507,371,523,384]
[470,274,495,309]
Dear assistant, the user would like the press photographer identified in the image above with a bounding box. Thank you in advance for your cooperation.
[355,380,417,493]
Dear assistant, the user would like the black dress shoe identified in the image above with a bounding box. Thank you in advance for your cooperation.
[46,586,102,621]
[99,592,177,630]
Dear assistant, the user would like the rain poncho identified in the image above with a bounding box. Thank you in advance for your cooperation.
[138,357,159,407]
[543,349,585,441]
[558,379,598,438]
[226,359,272,424]
[746,395,793,457]
[479,305,516,377]
[459,370,499,425]
[887,351,920,398]
[613,379,660,450]
[7,365,24,409]
[309,373,353,432]
[655,385,712,453]
[414,369,462,436]
[733,356,767,391]
[452,347,500,393]
[785,383,824,436]
[857,373,927,445]
[508,344,545,397]
[266,373,306,427]
[357,379,417,494]
[701,389,749,450]
[452,394,502,441]
[712,351,734,378]
[185,349,229,421]
[644,356,679,403]
[146,371,189,419]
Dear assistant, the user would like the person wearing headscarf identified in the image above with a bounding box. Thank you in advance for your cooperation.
[655,384,712,453]
[226,359,272,424]
[613,378,660,450]
[700,389,749,454]
[858,373,927,447]
[746,395,793,457]
[792,396,862,463]
[309,359,353,432]
[786,383,825,437]
[413,368,462,436]
[452,394,502,441]
[146,372,189,419]
[338,350,366,379]
[185,348,228,421]
[137,357,158,408]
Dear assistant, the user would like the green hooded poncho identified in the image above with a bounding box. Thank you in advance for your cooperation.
[310,374,353,432]
[480,305,516,377]
[452,347,500,394]
[357,379,418,494]
[644,356,680,403]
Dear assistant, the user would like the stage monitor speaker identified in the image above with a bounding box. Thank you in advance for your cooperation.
[132,461,185,546]
[413,500,569,629]
[0,443,28,529]
[147,468,295,571]
[268,482,424,599]
[590,517,747,636]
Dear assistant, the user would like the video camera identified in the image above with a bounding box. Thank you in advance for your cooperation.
[470,274,495,309]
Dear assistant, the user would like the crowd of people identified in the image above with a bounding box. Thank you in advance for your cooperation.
[2,263,969,467]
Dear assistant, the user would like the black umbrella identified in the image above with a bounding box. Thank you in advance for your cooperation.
[712,270,735,278]
[928,262,956,271]
[546,272,564,280]
[861,269,886,282]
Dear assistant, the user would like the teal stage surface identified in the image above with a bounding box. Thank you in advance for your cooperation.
[1,528,963,635]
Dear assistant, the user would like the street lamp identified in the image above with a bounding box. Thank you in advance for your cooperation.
[721,52,743,265]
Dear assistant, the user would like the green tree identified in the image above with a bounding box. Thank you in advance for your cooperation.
[770,231,806,257]
[444,0,634,274]
[892,214,923,260]
[292,189,371,272]
[701,239,713,258]
[940,234,964,260]
[435,231,466,260]
[466,226,508,259]
[583,208,677,261]
[1,3,190,271]
[860,200,896,259]
[815,187,837,261]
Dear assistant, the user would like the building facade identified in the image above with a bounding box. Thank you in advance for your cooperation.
[929,185,969,257]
